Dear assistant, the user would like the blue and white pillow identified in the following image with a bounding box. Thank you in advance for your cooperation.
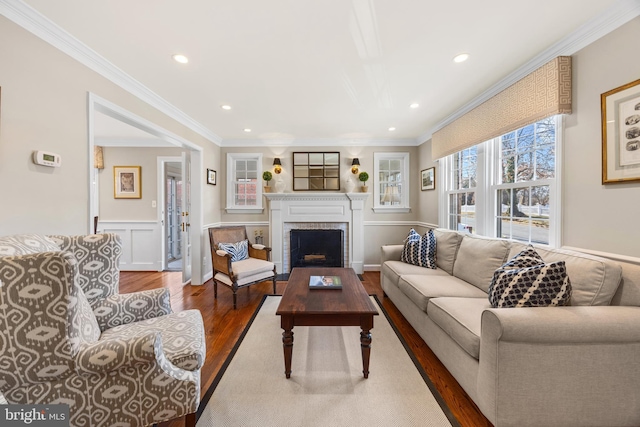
[218,240,249,262]
[401,229,437,269]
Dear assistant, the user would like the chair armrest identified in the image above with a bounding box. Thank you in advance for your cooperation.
[381,245,403,263]
[212,250,233,277]
[93,289,173,331]
[249,245,272,261]
[75,332,159,375]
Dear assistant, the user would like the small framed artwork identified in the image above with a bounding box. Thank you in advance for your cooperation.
[421,167,435,191]
[207,169,217,185]
[602,78,640,184]
[114,166,141,199]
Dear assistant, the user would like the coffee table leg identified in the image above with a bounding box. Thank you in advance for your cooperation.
[281,315,294,378]
[360,315,374,378]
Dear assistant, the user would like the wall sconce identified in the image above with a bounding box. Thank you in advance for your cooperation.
[273,157,282,174]
[94,146,104,169]
[351,158,360,174]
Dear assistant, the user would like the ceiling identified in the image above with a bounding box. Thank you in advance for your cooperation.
[22,0,621,145]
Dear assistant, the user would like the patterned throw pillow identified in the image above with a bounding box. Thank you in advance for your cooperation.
[488,246,572,308]
[400,229,437,269]
[218,240,249,262]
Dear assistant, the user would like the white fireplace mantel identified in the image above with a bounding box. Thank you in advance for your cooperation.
[264,192,369,274]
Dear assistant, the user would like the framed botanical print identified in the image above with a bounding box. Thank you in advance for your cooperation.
[602,78,640,184]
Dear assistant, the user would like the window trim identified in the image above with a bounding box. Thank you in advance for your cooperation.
[372,152,411,213]
[225,153,264,214]
[439,115,563,247]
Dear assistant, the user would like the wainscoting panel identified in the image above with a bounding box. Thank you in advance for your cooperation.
[100,221,161,271]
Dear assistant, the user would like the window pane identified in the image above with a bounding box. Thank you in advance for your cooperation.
[246,160,257,171]
[236,160,246,171]
[530,185,550,218]
[531,219,550,244]
[516,153,534,181]
[501,157,514,184]
[535,147,555,179]
[460,192,475,233]
[390,159,401,170]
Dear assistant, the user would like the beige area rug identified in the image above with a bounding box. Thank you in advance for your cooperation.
[196,296,459,427]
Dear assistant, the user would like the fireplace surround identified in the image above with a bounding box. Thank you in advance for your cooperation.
[263,193,369,274]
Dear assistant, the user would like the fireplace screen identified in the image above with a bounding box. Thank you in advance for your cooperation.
[290,229,344,268]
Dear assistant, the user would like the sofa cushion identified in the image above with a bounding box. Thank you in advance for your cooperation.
[427,297,490,360]
[488,246,572,308]
[397,274,488,312]
[433,228,463,275]
[382,261,449,288]
[509,243,622,306]
[401,229,436,269]
[453,234,510,292]
[0,234,60,257]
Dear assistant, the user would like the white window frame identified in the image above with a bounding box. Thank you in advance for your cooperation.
[373,152,411,213]
[226,153,263,214]
[439,115,563,247]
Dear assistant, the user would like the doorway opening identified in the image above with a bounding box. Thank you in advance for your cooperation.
[165,162,182,271]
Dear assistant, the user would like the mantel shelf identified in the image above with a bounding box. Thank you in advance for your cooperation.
[264,192,369,202]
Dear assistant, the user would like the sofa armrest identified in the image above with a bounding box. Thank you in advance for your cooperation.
[75,332,159,375]
[93,289,173,331]
[381,245,403,263]
[477,306,640,426]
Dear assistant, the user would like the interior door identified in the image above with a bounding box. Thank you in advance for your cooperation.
[181,151,192,284]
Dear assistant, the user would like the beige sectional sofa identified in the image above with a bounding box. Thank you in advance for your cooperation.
[381,228,640,427]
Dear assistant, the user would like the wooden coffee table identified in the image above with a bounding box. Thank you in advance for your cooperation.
[276,267,379,379]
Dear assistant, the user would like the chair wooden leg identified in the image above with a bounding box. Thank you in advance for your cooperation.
[233,291,237,310]
[272,275,277,294]
[213,281,217,298]
[185,412,196,427]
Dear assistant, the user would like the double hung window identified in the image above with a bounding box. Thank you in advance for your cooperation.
[226,153,263,213]
[441,116,560,246]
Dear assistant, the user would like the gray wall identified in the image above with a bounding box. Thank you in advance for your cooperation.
[98,147,184,221]
[562,17,640,257]
[0,17,222,236]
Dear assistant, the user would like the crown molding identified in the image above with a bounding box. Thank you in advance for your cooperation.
[416,0,640,145]
[221,137,419,148]
[0,0,223,146]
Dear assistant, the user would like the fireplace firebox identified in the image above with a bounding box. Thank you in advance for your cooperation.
[290,229,344,269]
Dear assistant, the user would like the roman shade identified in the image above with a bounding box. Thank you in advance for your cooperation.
[432,56,572,159]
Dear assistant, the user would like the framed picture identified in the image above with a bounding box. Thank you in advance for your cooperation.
[114,166,141,199]
[602,78,640,184]
[421,167,435,191]
[207,168,217,185]
[292,152,340,191]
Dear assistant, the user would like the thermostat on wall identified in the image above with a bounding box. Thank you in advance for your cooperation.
[33,150,62,167]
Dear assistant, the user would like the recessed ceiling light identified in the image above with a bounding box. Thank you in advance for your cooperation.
[388,127,396,131]
[453,53,470,63]
[244,128,252,133]
[172,54,189,64]
[221,105,232,110]
[410,103,419,109]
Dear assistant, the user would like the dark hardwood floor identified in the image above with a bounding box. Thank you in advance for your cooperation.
[120,271,492,427]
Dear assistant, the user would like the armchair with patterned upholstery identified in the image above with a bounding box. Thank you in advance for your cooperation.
[208,226,277,309]
[0,234,204,427]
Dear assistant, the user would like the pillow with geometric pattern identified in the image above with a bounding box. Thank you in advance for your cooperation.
[488,245,572,308]
[217,239,249,262]
[400,228,437,269]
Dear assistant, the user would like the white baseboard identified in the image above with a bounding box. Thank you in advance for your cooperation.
[364,264,381,272]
